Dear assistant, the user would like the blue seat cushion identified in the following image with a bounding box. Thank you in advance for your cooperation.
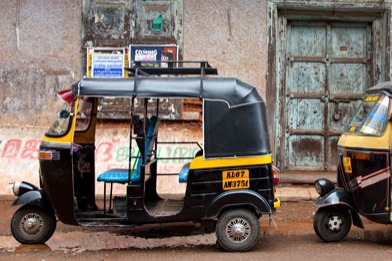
[97,116,159,184]
[179,163,190,183]
[97,169,129,184]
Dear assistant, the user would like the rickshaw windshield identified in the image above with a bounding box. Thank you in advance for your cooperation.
[75,97,93,131]
[46,101,72,136]
[346,93,390,136]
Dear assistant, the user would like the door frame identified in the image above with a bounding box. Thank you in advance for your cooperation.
[266,2,390,172]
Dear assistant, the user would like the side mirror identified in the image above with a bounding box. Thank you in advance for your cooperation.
[58,109,70,119]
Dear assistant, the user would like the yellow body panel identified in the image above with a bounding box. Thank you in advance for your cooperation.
[339,102,392,150]
[73,99,97,145]
[274,196,281,209]
[338,123,392,150]
[42,114,76,144]
[190,154,272,170]
[42,98,97,145]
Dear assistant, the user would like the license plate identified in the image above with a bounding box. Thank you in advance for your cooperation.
[222,169,250,190]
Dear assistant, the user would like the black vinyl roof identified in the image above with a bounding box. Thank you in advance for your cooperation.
[366,81,392,95]
[72,76,263,107]
[71,62,271,158]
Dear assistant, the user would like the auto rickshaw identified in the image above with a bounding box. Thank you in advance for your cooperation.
[313,81,392,242]
[9,61,280,252]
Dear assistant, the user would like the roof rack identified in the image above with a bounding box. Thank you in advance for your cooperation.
[125,60,218,76]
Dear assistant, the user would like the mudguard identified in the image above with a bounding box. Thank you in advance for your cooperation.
[316,187,364,229]
[12,190,52,211]
[206,190,272,218]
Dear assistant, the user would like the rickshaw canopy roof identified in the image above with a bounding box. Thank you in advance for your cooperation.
[366,81,392,95]
[71,76,271,158]
[72,76,262,107]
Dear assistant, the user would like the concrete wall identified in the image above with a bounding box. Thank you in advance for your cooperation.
[0,0,82,127]
[183,0,268,97]
[0,122,201,197]
[0,0,270,196]
[0,0,268,125]
[1,0,392,196]
[0,0,83,195]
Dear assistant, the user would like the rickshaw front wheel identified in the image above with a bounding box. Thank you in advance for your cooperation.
[216,209,260,252]
[313,207,352,243]
[11,205,56,244]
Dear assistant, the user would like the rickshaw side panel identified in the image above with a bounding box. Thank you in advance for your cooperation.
[205,190,272,218]
[39,141,78,225]
[73,144,97,211]
[185,163,275,219]
[338,148,392,224]
[203,99,270,159]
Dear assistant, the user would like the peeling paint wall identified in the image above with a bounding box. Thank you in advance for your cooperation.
[0,0,82,126]
[1,0,392,195]
[0,122,202,197]
[183,0,268,98]
[0,0,269,125]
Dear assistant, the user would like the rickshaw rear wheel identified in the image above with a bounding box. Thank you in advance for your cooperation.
[11,205,56,244]
[313,207,352,242]
[216,209,260,252]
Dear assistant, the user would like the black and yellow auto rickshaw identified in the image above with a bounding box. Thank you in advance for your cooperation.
[313,81,392,242]
[9,61,280,252]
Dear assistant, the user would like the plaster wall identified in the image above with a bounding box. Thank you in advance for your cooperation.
[1,0,392,196]
[0,0,270,196]
[0,122,202,197]
[183,0,268,98]
[0,0,82,127]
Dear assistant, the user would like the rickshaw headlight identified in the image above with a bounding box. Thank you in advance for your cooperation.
[314,178,335,197]
[9,182,20,196]
[9,181,38,197]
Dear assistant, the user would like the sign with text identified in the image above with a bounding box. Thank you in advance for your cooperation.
[129,44,177,68]
[87,47,128,78]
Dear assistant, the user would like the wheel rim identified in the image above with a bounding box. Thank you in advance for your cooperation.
[20,213,44,236]
[226,217,251,243]
[327,214,343,232]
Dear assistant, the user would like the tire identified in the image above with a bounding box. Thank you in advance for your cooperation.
[216,209,260,252]
[313,207,352,242]
[11,205,56,244]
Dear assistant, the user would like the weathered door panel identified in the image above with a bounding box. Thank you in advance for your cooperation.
[287,135,324,167]
[328,100,362,132]
[283,21,371,171]
[327,136,339,167]
[288,99,324,130]
[289,63,326,94]
[329,25,370,59]
[329,64,367,95]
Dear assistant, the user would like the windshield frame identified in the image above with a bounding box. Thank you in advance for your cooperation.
[345,92,390,136]
[45,101,74,138]
[75,97,94,132]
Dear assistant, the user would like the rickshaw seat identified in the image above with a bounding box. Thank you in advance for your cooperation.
[97,168,130,214]
[179,150,203,183]
[178,150,202,183]
[97,168,129,184]
[97,116,159,214]
[179,162,190,183]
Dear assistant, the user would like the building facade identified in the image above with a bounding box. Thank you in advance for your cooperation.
[0,0,391,194]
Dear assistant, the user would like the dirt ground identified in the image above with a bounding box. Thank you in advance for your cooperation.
[0,199,317,236]
[2,200,392,261]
